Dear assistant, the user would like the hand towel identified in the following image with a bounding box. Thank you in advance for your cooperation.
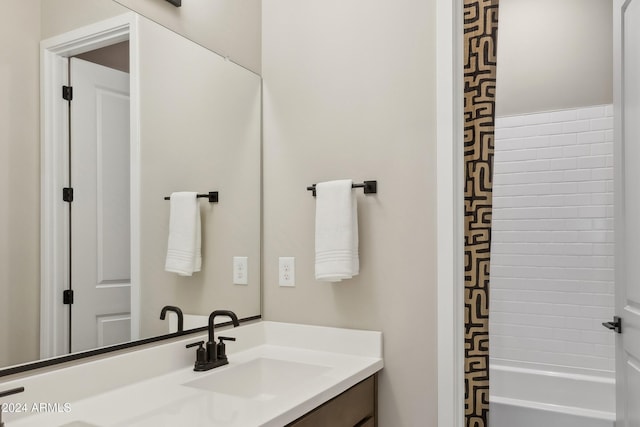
[315,180,359,282]
[165,192,202,276]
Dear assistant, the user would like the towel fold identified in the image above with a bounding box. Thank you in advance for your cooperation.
[315,180,359,282]
[165,192,202,276]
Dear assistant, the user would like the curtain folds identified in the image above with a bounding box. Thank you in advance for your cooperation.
[463,0,499,426]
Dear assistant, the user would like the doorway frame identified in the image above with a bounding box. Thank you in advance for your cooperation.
[40,12,141,358]
[436,0,465,426]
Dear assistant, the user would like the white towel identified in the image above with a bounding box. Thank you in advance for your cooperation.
[315,180,359,282]
[165,192,202,276]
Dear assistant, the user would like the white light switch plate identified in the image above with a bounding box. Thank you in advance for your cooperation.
[233,256,248,285]
[279,257,295,287]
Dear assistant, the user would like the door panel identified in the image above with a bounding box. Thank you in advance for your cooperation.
[97,90,131,284]
[70,57,131,352]
[626,358,640,425]
[96,314,131,348]
[616,0,640,424]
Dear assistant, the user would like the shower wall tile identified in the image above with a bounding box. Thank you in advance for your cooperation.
[550,109,578,122]
[563,145,591,157]
[550,134,578,146]
[577,106,607,120]
[490,105,615,377]
[578,131,606,144]
[562,119,591,133]
[590,117,615,131]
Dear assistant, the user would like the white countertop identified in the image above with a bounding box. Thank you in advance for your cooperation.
[3,322,383,427]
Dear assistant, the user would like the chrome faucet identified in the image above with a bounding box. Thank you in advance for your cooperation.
[0,387,25,427]
[160,305,184,332]
[186,310,239,371]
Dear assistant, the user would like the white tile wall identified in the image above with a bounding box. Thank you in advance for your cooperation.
[490,105,615,376]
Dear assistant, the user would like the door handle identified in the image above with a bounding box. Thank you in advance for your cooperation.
[602,316,622,334]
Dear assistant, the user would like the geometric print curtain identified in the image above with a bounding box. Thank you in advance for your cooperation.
[463,0,499,426]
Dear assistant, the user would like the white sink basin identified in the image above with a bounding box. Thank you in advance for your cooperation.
[183,358,331,400]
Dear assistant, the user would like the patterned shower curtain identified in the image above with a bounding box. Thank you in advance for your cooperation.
[463,0,499,426]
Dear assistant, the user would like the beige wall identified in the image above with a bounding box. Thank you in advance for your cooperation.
[41,0,128,38]
[496,0,613,116]
[113,0,261,74]
[0,1,41,367]
[262,0,438,425]
[137,16,261,337]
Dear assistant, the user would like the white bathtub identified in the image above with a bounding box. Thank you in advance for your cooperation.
[489,365,615,427]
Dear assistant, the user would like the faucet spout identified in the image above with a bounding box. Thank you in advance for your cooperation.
[187,310,239,372]
[160,305,184,332]
[208,310,240,344]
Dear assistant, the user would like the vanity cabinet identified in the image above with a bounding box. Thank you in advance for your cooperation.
[286,374,377,427]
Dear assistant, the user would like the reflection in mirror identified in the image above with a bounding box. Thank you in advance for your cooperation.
[0,1,261,374]
[111,0,261,74]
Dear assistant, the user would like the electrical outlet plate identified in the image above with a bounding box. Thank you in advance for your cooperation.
[279,257,295,287]
[233,256,248,285]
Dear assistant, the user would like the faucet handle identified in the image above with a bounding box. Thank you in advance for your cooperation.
[186,340,205,349]
[217,336,236,361]
[186,341,207,366]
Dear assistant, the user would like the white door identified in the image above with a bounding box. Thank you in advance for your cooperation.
[69,57,131,352]
[614,0,640,425]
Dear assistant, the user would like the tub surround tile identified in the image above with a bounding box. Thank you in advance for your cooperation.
[491,105,615,376]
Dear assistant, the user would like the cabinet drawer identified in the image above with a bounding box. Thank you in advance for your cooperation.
[287,376,376,427]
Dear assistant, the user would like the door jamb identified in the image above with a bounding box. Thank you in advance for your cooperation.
[40,12,141,358]
[613,0,627,423]
[436,0,464,425]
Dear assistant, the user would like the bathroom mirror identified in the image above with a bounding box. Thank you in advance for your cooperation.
[0,1,261,374]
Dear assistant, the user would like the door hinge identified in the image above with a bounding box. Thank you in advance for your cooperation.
[602,316,622,334]
[62,85,73,101]
[63,289,74,305]
[62,187,74,203]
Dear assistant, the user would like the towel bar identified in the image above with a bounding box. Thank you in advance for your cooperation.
[164,192,218,203]
[306,181,377,197]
